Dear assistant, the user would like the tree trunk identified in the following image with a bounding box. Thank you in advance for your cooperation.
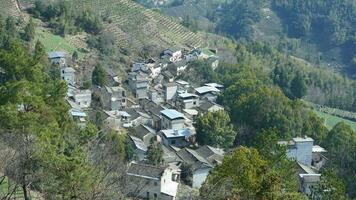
[22,183,30,200]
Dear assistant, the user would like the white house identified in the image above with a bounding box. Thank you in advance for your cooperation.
[159,128,191,147]
[163,82,178,101]
[73,89,92,109]
[176,145,224,188]
[195,86,221,102]
[60,67,76,85]
[69,108,87,128]
[177,92,199,109]
[279,136,327,196]
[101,86,127,110]
[126,162,180,200]
[160,109,185,130]
[128,72,149,99]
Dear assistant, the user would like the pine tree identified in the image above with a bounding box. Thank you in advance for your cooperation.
[23,19,35,42]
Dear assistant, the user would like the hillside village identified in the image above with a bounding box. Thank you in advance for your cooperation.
[49,45,328,200]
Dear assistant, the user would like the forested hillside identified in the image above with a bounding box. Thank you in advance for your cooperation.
[141,0,356,76]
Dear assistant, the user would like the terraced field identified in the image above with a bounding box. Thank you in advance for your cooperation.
[315,111,356,131]
[20,0,203,51]
[0,0,22,18]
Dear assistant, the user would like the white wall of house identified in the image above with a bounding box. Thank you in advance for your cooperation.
[62,72,75,85]
[161,116,185,130]
[287,139,313,166]
[74,92,91,109]
[165,85,178,101]
[192,167,211,188]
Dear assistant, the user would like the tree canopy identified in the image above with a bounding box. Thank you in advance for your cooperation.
[195,110,237,149]
[200,147,307,200]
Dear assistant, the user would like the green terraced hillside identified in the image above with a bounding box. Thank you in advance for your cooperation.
[315,111,356,131]
[20,0,203,51]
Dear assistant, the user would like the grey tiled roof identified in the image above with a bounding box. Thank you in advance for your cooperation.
[127,163,165,179]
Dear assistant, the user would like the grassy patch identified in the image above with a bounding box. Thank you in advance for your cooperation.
[315,111,356,130]
[34,28,85,59]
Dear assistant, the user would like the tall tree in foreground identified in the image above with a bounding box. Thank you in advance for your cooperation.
[322,122,356,198]
[195,110,236,149]
[309,170,348,200]
[200,147,307,200]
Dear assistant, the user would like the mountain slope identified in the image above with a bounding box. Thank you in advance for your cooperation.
[19,0,203,51]
[0,0,22,18]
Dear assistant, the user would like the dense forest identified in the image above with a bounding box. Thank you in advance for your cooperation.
[272,0,356,74]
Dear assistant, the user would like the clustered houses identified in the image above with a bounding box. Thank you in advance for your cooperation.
[48,51,92,127]
[93,46,223,199]
[47,47,329,199]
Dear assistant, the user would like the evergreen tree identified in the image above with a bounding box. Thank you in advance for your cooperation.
[146,141,163,166]
[23,19,35,42]
[291,72,307,99]
[92,64,106,86]
[200,147,307,200]
[195,110,236,149]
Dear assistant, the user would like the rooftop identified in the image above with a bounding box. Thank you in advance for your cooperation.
[161,109,184,120]
[160,128,191,139]
[105,86,125,93]
[48,51,66,59]
[199,101,223,112]
[293,137,314,143]
[312,145,327,153]
[63,67,75,73]
[131,124,155,140]
[129,135,148,151]
[127,163,165,180]
[179,92,198,99]
[175,80,189,85]
[69,108,87,117]
[205,83,224,89]
[195,86,220,94]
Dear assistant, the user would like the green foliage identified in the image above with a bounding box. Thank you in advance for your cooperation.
[181,15,198,32]
[291,73,307,99]
[272,0,356,71]
[0,40,99,199]
[195,110,237,149]
[23,18,35,42]
[233,42,356,112]
[30,0,103,36]
[181,60,218,85]
[72,51,78,61]
[322,122,356,197]
[200,147,306,200]
[146,141,163,166]
[216,0,265,40]
[75,9,103,35]
[180,163,193,186]
[309,170,348,200]
[92,64,106,86]
[87,32,116,55]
